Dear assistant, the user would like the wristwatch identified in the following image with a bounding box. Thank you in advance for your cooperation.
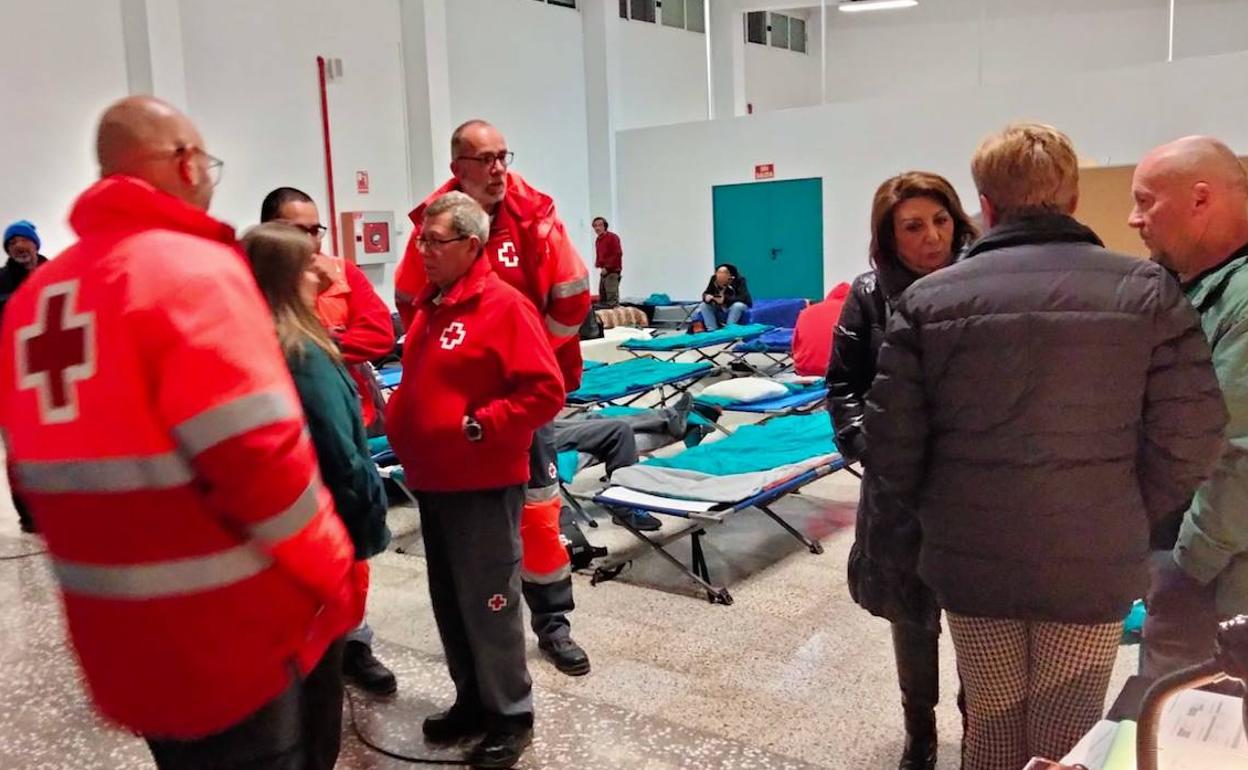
[464,415,485,442]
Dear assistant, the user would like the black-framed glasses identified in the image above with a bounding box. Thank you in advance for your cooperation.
[291,224,328,238]
[455,151,514,169]
[417,235,469,251]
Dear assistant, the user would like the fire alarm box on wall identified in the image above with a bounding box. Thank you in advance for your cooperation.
[340,210,395,266]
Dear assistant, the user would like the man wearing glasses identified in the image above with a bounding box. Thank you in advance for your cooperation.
[395,120,592,678]
[0,96,362,768]
[260,187,395,436]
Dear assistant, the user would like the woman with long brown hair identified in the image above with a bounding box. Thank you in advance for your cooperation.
[827,172,977,770]
[241,222,395,697]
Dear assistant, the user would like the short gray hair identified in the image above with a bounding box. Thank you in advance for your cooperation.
[424,191,489,244]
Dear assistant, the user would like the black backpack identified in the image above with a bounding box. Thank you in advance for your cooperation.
[560,505,606,569]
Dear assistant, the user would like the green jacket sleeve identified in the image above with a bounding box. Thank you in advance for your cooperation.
[288,346,390,560]
[1176,313,1248,584]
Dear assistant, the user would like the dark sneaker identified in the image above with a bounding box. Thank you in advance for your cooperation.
[467,723,533,768]
[539,637,591,677]
[612,509,662,532]
[343,641,398,696]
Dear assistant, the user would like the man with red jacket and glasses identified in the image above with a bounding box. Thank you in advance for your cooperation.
[395,120,592,676]
[261,186,395,437]
[388,191,563,768]
[0,96,362,769]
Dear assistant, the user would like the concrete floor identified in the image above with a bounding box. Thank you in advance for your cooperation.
[0,448,1140,770]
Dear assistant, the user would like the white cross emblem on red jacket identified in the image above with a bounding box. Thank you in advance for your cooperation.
[440,321,466,350]
[487,594,508,612]
[17,280,97,425]
[497,241,519,268]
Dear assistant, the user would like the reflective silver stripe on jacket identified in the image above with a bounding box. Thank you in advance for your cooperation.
[551,276,589,300]
[526,483,559,504]
[15,453,194,494]
[521,563,571,585]
[51,544,273,600]
[174,391,297,457]
[249,480,321,544]
[545,315,581,337]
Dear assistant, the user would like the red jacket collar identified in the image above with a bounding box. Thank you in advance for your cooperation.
[407,170,556,231]
[69,175,237,246]
[418,254,494,310]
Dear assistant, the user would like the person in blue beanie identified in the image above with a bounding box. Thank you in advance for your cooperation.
[1,220,49,317]
[1,219,48,534]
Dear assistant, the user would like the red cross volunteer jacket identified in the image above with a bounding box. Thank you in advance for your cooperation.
[394,171,590,391]
[0,176,363,739]
[386,255,564,491]
[313,253,395,427]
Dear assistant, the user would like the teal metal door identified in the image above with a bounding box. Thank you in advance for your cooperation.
[712,177,823,300]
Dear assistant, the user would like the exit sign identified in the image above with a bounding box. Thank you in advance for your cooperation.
[755,163,775,180]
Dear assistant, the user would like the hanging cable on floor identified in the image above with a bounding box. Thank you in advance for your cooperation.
[0,549,47,561]
[344,688,471,766]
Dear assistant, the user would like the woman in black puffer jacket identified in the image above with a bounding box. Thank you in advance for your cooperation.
[827,171,977,770]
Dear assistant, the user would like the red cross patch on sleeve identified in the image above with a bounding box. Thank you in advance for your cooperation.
[16,280,98,425]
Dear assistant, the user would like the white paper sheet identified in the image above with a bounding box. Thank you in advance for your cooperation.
[1062,689,1248,769]
[596,486,718,513]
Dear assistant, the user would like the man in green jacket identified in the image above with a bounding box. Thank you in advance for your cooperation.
[1130,135,1248,679]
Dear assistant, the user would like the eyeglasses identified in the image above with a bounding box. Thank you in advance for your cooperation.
[417,235,469,251]
[455,151,514,169]
[141,146,224,187]
[290,224,328,238]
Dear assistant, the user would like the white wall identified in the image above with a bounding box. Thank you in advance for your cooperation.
[744,10,821,114]
[821,0,1248,105]
[616,18,708,130]
[616,48,1248,299]
[0,0,130,254]
[445,0,595,264]
[179,0,409,304]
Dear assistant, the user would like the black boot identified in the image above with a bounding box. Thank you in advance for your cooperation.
[422,705,485,745]
[343,640,398,696]
[899,708,937,770]
[539,636,591,676]
[892,622,939,770]
[468,721,533,769]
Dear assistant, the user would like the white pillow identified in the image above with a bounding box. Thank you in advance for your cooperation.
[699,377,789,403]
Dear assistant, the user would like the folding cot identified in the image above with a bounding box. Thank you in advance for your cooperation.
[618,323,772,367]
[728,327,796,374]
[565,357,714,413]
[376,365,403,392]
[590,412,847,605]
[695,379,829,424]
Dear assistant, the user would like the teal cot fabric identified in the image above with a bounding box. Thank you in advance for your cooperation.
[646,293,672,305]
[557,450,581,484]
[584,360,606,371]
[367,435,391,454]
[644,413,835,476]
[568,357,712,401]
[695,379,826,409]
[620,323,771,351]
